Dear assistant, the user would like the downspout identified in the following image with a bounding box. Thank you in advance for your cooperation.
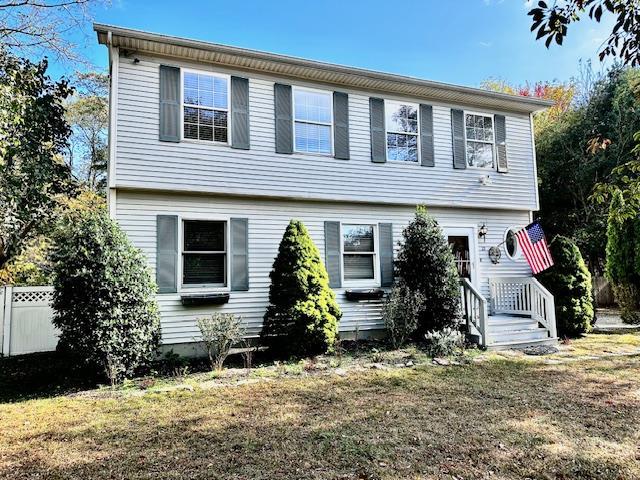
[106,30,119,219]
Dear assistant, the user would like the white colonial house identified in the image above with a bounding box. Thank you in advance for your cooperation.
[94,24,558,351]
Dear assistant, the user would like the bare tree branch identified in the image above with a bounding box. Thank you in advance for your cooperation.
[0,0,108,65]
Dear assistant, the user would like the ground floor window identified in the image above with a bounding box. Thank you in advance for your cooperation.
[182,220,227,286]
[342,224,377,283]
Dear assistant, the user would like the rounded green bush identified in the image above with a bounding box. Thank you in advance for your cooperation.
[536,236,594,337]
[50,194,161,382]
[261,219,341,357]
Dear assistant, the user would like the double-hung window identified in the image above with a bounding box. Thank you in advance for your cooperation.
[183,71,229,143]
[342,224,378,283]
[182,220,227,286]
[386,101,419,162]
[465,113,495,169]
[293,87,333,154]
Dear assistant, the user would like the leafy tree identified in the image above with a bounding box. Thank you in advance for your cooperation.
[0,51,75,270]
[65,71,108,192]
[50,192,161,383]
[537,67,640,269]
[261,220,341,357]
[604,191,640,322]
[529,0,640,66]
[480,78,575,131]
[394,206,460,335]
[0,236,51,286]
[536,236,594,337]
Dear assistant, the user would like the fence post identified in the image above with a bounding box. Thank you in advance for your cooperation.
[2,286,13,356]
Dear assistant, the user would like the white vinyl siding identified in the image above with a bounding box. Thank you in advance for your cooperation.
[117,191,532,345]
[115,55,539,211]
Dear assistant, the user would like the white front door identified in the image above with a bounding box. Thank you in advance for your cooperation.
[442,226,479,288]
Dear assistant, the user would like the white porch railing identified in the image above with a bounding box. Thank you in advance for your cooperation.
[460,278,489,346]
[489,277,557,339]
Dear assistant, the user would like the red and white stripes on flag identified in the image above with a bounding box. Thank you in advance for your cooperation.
[515,222,554,274]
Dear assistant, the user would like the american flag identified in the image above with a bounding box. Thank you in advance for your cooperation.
[515,222,554,274]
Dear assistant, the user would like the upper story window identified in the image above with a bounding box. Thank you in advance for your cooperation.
[342,224,378,284]
[465,113,495,169]
[182,220,227,286]
[183,71,229,143]
[386,101,419,162]
[293,87,332,154]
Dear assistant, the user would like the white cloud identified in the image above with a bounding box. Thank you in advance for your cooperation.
[479,41,493,48]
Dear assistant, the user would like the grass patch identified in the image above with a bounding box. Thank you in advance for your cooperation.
[1,334,639,479]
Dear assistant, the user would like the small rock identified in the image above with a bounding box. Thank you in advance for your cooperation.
[334,368,347,376]
[523,345,559,356]
[405,360,414,367]
[369,363,387,370]
[432,358,450,366]
[394,363,406,368]
[154,384,194,393]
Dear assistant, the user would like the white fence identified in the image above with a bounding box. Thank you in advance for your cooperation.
[1,286,58,357]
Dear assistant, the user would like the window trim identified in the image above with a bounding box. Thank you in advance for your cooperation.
[384,99,421,163]
[180,68,232,145]
[463,110,496,170]
[291,85,334,156]
[503,226,521,261]
[340,222,380,288]
[179,215,231,291]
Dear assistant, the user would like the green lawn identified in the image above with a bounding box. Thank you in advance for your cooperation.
[1,334,639,479]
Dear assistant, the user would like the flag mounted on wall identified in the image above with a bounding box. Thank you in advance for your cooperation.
[515,222,554,274]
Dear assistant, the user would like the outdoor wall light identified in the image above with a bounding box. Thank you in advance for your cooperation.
[478,223,488,241]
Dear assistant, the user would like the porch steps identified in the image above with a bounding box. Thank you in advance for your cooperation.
[486,336,559,351]
[486,314,556,348]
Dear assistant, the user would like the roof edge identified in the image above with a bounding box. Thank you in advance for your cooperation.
[94,23,554,113]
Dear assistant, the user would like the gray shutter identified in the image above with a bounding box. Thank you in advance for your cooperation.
[369,97,386,163]
[451,109,466,169]
[274,83,293,154]
[324,221,342,288]
[159,65,181,142]
[379,223,394,287]
[156,215,178,293]
[420,104,435,167]
[230,218,249,291]
[495,114,508,173]
[231,76,250,150]
[333,92,350,160]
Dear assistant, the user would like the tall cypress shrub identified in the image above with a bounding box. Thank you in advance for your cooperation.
[395,206,460,335]
[536,236,594,337]
[261,220,341,357]
[50,193,161,383]
[605,191,640,323]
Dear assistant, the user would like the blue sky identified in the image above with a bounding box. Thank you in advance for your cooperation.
[69,0,613,88]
